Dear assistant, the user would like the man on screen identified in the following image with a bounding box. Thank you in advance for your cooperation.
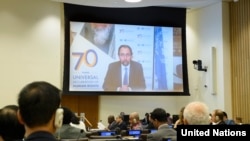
[102,45,146,91]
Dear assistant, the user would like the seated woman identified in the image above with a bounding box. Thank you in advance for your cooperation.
[173,107,185,129]
[128,112,143,130]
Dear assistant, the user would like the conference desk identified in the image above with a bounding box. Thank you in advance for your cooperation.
[60,138,140,141]
[88,135,141,141]
[89,139,140,141]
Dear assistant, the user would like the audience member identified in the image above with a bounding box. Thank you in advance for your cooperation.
[114,114,128,132]
[128,112,143,130]
[235,117,243,125]
[173,106,185,129]
[183,101,210,125]
[0,105,25,141]
[223,111,235,125]
[147,108,177,141]
[144,118,156,130]
[120,112,125,117]
[209,113,212,124]
[106,115,117,130]
[166,113,173,127]
[211,109,226,125]
[54,106,86,139]
[142,113,150,125]
[17,81,62,141]
[143,112,156,130]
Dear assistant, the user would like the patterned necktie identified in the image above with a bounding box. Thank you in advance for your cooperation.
[123,67,128,85]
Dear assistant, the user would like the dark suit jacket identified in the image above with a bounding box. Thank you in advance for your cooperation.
[147,124,177,141]
[102,60,146,91]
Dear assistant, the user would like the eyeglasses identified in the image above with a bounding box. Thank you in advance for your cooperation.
[119,53,131,57]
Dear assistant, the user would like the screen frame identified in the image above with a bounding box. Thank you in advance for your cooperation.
[63,3,190,96]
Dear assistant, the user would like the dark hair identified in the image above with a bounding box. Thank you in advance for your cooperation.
[0,105,25,141]
[222,111,228,118]
[150,108,168,122]
[108,115,115,124]
[61,107,79,124]
[18,81,61,128]
[118,45,133,55]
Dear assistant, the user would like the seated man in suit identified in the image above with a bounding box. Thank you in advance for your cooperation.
[0,105,25,141]
[146,108,176,141]
[223,111,235,125]
[114,114,128,132]
[106,115,117,131]
[102,44,146,91]
[211,109,227,125]
[17,81,62,141]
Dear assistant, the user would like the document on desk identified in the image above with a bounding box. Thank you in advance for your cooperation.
[97,121,106,130]
[122,136,140,140]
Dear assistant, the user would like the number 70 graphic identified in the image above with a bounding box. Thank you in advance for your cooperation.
[72,49,98,70]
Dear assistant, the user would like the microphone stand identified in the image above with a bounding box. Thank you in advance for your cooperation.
[78,115,93,130]
[84,116,93,128]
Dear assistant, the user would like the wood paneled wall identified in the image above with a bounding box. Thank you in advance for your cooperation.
[230,0,250,123]
[61,95,99,128]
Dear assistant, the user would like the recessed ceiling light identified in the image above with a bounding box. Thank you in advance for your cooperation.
[125,0,142,3]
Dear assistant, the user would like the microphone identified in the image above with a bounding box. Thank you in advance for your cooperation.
[76,129,84,141]
[115,127,121,135]
[111,132,122,140]
[116,135,123,140]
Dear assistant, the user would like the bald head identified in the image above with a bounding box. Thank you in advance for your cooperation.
[183,101,210,125]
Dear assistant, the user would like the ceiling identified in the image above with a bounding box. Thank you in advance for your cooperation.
[51,0,235,9]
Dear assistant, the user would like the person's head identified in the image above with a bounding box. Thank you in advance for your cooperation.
[108,115,115,124]
[211,109,224,124]
[235,117,242,124]
[120,112,125,117]
[129,112,140,126]
[115,114,124,124]
[61,107,79,125]
[150,108,168,129]
[17,81,61,133]
[118,45,133,66]
[90,23,113,46]
[0,105,25,141]
[145,113,149,120]
[222,111,228,121]
[183,101,210,125]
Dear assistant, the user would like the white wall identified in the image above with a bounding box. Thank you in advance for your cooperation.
[0,0,62,105]
[0,0,232,126]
